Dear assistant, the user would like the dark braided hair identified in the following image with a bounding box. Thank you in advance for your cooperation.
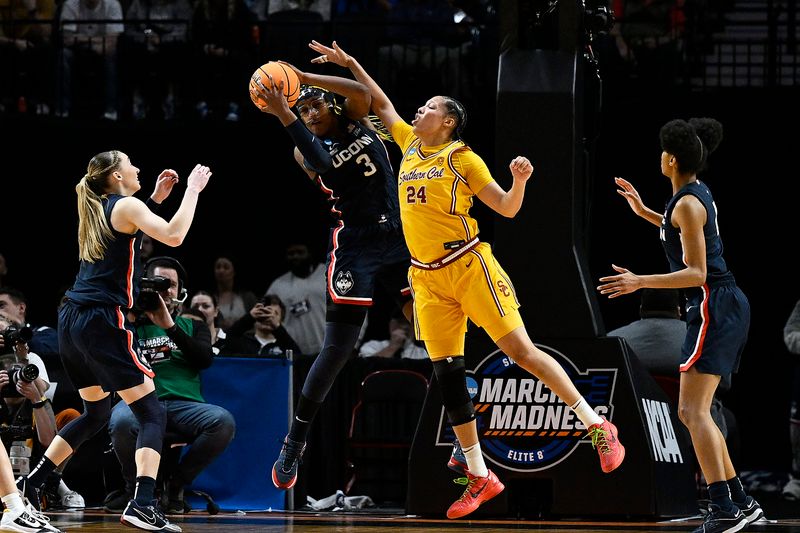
[442,96,467,140]
[659,117,723,175]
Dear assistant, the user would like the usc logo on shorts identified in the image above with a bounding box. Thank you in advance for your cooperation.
[496,279,510,297]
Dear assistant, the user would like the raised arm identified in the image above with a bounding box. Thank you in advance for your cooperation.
[112,164,211,246]
[615,177,662,227]
[476,156,534,218]
[308,40,402,132]
[280,61,371,120]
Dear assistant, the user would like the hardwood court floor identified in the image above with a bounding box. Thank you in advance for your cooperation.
[41,509,800,532]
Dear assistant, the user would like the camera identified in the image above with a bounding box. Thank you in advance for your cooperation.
[136,276,171,312]
[1,325,33,351]
[1,363,39,398]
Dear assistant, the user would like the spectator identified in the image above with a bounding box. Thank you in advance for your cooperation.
[266,242,326,356]
[220,294,300,358]
[359,309,428,360]
[57,0,124,120]
[105,256,235,514]
[190,0,258,120]
[121,0,192,120]
[0,313,85,511]
[0,0,56,115]
[188,290,226,354]
[0,253,6,286]
[783,299,800,500]
[211,256,257,330]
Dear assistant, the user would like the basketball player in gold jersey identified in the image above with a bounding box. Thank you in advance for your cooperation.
[308,40,626,519]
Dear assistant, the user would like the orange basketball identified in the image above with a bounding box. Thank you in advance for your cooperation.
[248,61,300,111]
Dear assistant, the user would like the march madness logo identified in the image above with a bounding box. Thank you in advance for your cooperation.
[436,345,618,472]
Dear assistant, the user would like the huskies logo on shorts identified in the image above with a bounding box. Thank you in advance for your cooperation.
[437,345,618,472]
[335,270,354,295]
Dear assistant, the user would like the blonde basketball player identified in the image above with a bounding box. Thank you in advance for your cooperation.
[308,40,626,519]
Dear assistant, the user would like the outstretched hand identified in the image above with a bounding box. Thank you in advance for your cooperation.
[186,163,212,194]
[509,156,533,182]
[151,169,179,204]
[614,177,646,215]
[308,40,351,68]
[597,264,642,298]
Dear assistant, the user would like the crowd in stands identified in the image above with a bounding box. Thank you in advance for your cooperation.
[0,0,498,120]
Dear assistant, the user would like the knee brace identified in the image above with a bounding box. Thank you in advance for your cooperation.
[432,356,475,426]
[127,391,166,453]
[59,395,114,450]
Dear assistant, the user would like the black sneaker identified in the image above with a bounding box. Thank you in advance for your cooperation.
[693,504,748,533]
[120,499,182,532]
[271,436,306,490]
[734,495,764,523]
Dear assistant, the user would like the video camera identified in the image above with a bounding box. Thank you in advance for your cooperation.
[1,363,39,398]
[136,276,171,312]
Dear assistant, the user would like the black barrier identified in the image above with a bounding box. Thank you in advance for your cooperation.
[406,326,697,519]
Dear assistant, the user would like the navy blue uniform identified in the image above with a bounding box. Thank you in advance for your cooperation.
[661,180,750,375]
[308,117,411,306]
[59,194,154,391]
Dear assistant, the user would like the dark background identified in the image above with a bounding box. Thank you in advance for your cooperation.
[1,73,797,480]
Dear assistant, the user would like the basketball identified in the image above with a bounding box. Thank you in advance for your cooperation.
[249,61,300,111]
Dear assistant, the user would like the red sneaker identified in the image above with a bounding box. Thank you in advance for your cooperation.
[587,416,625,473]
[446,469,505,519]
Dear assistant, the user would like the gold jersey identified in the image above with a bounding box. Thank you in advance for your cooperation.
[391,120,494,264]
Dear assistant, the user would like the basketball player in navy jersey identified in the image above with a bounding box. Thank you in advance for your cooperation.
[16,151,211,532]
[251,67,413,490]
[597,118,763,533]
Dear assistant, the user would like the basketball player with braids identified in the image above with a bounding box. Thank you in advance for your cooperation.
[16,151,211,532]
[598,118,763,533]
[307,40,625,519]
[251,65,413,491]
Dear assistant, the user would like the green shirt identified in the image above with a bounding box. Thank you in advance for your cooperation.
[137,316,204,402]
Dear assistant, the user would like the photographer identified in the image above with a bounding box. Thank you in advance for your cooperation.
[219,294,301,358]
[0,287,87,510]
[0,315,62,531]
[105,257,235,514]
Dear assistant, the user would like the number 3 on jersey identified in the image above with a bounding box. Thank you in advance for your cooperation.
[406,185,427,204]
[356,154,376,176]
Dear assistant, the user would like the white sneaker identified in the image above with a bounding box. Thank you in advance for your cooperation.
[0,506,62,532]
[60,490,85,510]
[783,477,800,500]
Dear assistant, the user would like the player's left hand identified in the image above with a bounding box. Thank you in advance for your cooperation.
[597,265,642,298]
[509,156,533,182]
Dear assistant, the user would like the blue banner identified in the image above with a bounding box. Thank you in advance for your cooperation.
[187,357,290,511]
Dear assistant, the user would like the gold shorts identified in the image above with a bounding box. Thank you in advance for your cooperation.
[409,242,523,359]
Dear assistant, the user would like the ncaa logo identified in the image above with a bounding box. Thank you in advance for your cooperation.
[438,345,618,472]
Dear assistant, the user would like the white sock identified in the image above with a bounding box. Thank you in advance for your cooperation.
[2,492,25,514]
[462,443,488,478]
[571,397,603,428]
